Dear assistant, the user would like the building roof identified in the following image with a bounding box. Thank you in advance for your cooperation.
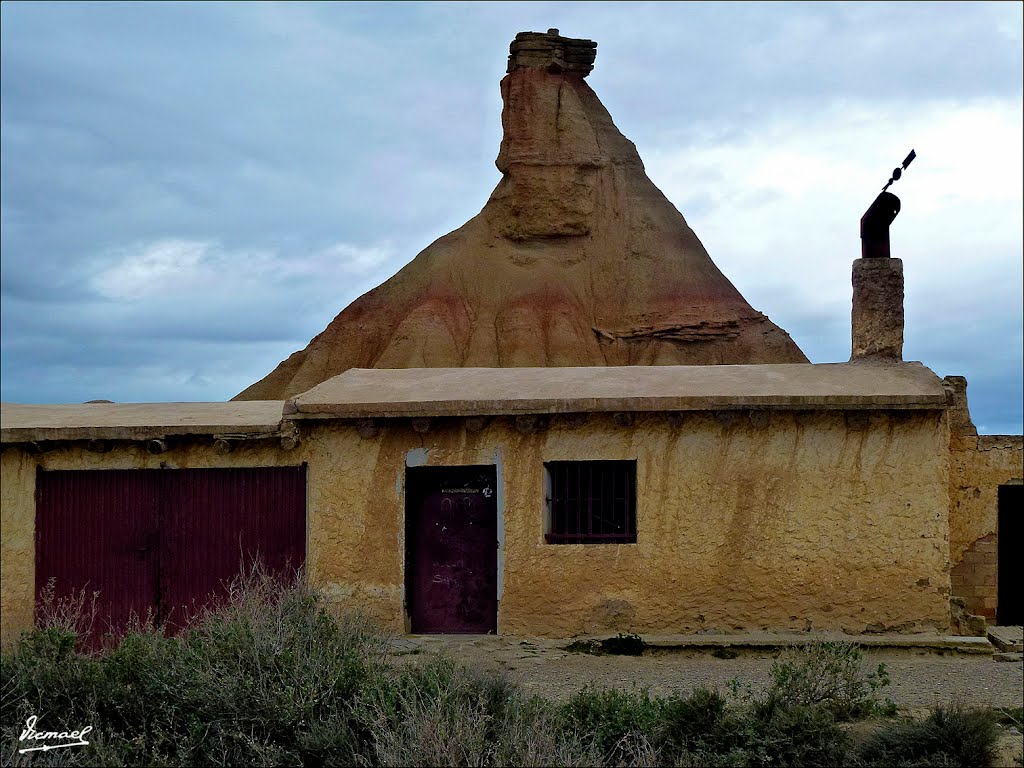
[0,362,950,443]
[0,401,285,443]
[286,361,949,419]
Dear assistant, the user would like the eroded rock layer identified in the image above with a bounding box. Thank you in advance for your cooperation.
[236,29,806,401]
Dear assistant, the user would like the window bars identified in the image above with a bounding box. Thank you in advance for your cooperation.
[545,460,636,544]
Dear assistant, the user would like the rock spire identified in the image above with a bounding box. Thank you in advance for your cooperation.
[235,30,806,401]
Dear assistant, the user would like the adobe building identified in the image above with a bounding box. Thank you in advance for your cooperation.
[1,31,1020,645]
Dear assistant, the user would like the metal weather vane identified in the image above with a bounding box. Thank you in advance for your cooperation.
[881,149,916,193]
[861,149,917,259]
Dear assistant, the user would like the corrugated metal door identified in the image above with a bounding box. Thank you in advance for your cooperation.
[35,466,306,640]
[161,466,306,629]
[36,469,161,637]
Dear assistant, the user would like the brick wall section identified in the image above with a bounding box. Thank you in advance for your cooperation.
[944,375,1023,628]
[950,533,998,620]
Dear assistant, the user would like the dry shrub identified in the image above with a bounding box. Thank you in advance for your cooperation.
[2,600,1000,768]
[358,656,596,767]
[766,641,893,719]
[2,564,381,767]
[34,580,99,647]
[854,705,1001,767]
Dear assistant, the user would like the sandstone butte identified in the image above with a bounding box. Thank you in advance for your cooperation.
[235,30,808,401]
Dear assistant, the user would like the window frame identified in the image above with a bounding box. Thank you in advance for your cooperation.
[543,459,637,545]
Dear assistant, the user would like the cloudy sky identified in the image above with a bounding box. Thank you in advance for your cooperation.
[2,1,1021,433]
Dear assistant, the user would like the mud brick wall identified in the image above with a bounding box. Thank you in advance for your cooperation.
[950,533,998,620]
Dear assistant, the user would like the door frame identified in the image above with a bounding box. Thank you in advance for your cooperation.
[404,463,501,634]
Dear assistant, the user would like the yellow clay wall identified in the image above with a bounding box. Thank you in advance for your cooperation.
[949,435,1024,564]
[1,408,952,645]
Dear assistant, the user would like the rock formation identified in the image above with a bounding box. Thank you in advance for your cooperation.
[236,29,807,401]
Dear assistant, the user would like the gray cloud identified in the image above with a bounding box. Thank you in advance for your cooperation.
[2,2,1020,433]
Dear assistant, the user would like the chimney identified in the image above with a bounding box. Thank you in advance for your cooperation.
[851,152,915,361]
[850,252,904,360]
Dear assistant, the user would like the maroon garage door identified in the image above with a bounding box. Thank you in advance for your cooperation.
[36,466,306,639]
[405,465,498,634]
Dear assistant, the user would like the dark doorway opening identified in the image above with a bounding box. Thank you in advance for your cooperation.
[405,465,498,634]
[997,484,1022,626]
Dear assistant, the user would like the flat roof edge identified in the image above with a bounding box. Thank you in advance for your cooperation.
[0,401,287,445]
[287,395,949,420]
[0,423,284,445]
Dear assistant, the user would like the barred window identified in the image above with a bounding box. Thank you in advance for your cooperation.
[544,461,636,544]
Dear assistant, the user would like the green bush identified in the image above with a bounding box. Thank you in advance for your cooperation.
[1,627,99,722]
[561,684,666,763]
[855,705,1001,768]
[658,687,847,767]
[766,641,892,719]
[166,577,377,764]
[657,687,734,754]
[2,589,1003,768]
[1,569,378,767]
[357,656,594,766]
[742,697,849,767]
[563,638,601,654]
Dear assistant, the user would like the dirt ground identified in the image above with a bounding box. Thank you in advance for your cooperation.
[388,635,1024,710]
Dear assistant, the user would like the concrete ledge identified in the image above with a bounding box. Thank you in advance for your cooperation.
[640,633,994,654]
[288,362,949,419]
[389,633,995,656]
[1,401,286,444]
[987,626,1023,653]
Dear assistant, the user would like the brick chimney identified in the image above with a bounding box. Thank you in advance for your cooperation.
[851,191,904,360]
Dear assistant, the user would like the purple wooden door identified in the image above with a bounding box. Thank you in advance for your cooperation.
[161,466,306,629]
[35,466,306,641]
[406,466,498,633]
[36,469,161,638]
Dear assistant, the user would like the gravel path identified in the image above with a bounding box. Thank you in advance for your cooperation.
[389,636,1024,710]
